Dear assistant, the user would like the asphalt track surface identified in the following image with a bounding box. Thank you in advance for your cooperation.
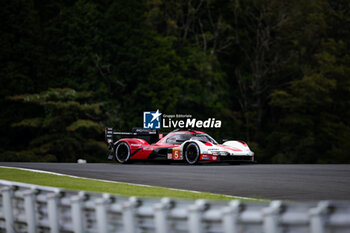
[0,162,349,200]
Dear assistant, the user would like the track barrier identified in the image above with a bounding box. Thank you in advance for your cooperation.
[1,179,350,233]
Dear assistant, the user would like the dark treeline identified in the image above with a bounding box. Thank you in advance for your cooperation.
[0,0,349,163]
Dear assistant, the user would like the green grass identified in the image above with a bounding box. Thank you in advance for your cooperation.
[0,167,263,201]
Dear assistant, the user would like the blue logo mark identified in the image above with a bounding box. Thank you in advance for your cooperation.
[143,110,162,129]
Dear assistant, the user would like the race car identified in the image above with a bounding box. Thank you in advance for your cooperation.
[105,128,254,164]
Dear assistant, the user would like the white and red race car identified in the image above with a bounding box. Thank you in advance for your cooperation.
[105,128,254,164]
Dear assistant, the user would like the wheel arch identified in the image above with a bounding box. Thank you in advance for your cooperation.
[223,140,250,150]
[114,138,149,149]
[181,140,208,152]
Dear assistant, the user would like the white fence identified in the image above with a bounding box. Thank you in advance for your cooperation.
[0,179,350,233]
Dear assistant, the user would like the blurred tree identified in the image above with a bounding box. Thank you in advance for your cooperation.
[144,0,230,134]
[3,88,106,162]
[96,0,192,129]
[0,0,42,154]
[269,0,350,163]
[40,0,104,93]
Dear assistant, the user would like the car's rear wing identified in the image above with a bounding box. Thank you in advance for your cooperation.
[105,127,166,144]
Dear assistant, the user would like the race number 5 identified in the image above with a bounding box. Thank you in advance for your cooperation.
[173,148,181,160]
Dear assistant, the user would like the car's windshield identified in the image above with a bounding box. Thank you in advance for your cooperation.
[166,134,193,143]
[165,133,217,144]
[190,134,218,144]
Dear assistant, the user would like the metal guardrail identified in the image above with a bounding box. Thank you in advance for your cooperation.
[0,180,350,233]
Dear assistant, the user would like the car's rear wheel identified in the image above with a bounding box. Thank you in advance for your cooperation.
[185,143,200,165]
[115,142,130,164]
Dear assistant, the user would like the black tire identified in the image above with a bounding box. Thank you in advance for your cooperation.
[184,142,200,165]
[115,142,131,164]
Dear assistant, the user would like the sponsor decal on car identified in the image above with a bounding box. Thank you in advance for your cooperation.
[130,144,141,147]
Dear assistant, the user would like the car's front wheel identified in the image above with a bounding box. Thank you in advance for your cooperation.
[185,143,200,165]
[115,142,131,164]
